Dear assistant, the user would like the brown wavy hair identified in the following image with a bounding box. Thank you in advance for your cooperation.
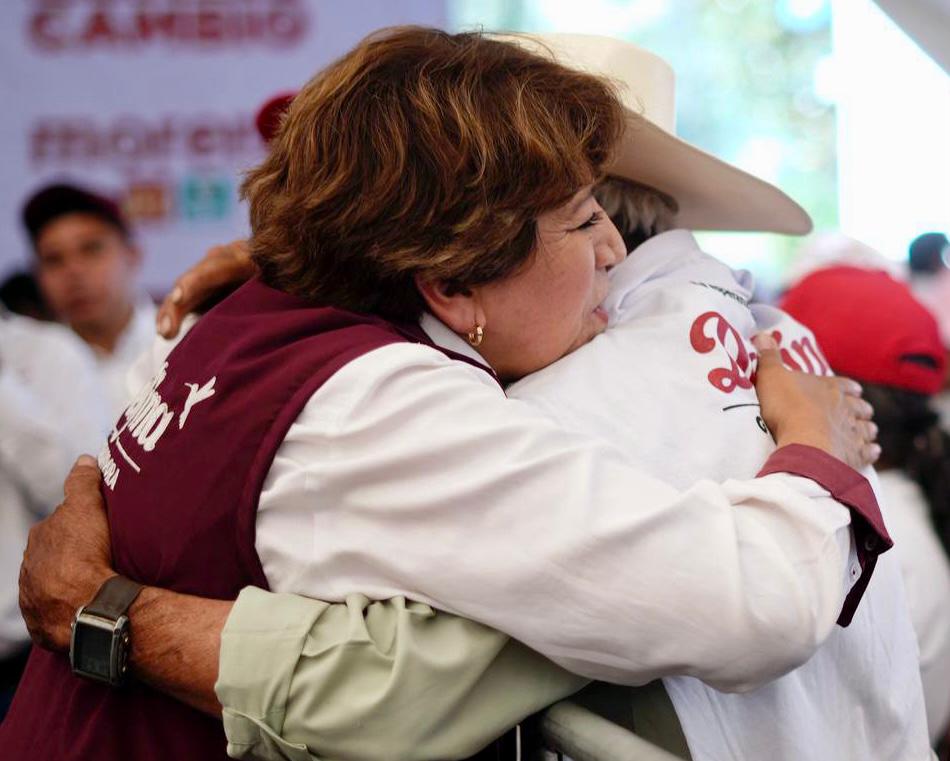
[242,26,625,320]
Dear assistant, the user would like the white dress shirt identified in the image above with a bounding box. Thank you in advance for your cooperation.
[507,230,927,761]
[0,310,109,657]
[243,248,894,699]
[93,298,156,419]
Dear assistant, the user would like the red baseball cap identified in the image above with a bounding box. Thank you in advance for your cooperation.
[780,265,947,395]
[255,91,296,142]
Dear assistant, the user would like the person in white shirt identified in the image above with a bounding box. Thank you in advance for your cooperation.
[492,174,929,759]
[12,29,893,761]
[22,182,156,417]
[0,308,108,718]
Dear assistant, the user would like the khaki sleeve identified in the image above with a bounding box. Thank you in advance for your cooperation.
[215,587,588,761]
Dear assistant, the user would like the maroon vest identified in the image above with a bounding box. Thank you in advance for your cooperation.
[1,279,502,760]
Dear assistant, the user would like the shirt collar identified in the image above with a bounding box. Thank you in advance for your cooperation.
[418,312,494,370]
[98,297,157,361]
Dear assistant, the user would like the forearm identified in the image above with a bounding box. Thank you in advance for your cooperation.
[127,587,232,716]
[279,360,888,691]
[217,589,587,761]
[32,567,231,716]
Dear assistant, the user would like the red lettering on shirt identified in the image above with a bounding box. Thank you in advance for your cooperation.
[691,320,832,397]
[689,311,757,393]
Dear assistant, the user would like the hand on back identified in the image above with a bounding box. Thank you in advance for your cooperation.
[753,333,879,470]
[156,239,256,339]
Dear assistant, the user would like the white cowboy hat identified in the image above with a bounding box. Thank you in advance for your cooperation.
[497,33,813,235]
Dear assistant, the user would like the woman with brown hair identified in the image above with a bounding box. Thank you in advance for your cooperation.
[7,27,885,761]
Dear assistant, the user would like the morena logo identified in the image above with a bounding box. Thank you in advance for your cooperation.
[30,113,262,165]
[122,175,234,225]
[28,0,309,53]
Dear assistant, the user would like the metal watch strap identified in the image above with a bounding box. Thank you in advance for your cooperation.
[84,575,143,620]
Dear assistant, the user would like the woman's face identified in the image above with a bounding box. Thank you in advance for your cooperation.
[476,185,626,381]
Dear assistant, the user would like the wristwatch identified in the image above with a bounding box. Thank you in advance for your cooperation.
[70,575,143,686]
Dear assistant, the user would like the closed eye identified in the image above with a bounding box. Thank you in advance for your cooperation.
[575,211,604,231]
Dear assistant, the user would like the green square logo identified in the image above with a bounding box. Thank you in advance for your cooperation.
[179,176,231,221]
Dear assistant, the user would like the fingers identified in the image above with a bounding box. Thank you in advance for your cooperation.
[156,263,217,339]
[846,417,880,469]
[836,376,864,398]
[751,332,783,370]
[845,394,875,421]
[751,332,778,352]
[156,284,185,339]
[62,454,103,504]
[857,441,882,467]
[854,419,878,443]
[156,239,255,339]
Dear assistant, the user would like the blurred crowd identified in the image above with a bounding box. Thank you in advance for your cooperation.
[1,183,157,712]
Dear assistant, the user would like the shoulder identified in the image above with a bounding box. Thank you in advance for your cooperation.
[308,340,503,426]
[345,339,496,382]
[1,314,96,370]
[265,337,523,516]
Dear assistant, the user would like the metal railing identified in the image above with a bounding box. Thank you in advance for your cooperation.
[539,700,685,761]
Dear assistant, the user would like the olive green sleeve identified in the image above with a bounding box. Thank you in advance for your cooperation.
[215,587,588,761]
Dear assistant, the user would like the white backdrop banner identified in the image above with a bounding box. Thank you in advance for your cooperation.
[2,0,446,294]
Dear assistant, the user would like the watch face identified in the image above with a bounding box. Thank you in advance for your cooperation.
[73,618,115,681]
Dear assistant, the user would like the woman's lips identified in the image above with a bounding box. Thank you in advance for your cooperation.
[593,305,609,324]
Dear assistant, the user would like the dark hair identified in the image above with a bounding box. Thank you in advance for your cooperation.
[0,271,53,321]
[242,26,625,320]
[908,232,948,275]
[23,183,129,244]
[593,176,678,252]
[863,383,950,555]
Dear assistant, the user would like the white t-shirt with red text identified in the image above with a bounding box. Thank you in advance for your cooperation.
[508,230,931,761]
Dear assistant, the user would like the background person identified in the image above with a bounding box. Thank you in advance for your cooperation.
[543,174,928,759]
[22,182,156,416]
[0,306,108,718]
[909,232,949,280]
[782,264,950,744]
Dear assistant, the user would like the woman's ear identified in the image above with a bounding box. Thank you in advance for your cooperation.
[414,275,483,334]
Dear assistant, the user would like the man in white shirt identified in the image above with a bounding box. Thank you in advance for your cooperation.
[0,308,108,717]
[23,183,156,417]
[507,218,930,759]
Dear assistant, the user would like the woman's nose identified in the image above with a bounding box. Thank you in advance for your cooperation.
[595,221,627,270]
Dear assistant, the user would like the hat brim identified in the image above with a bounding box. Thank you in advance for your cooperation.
[610,112,813,235]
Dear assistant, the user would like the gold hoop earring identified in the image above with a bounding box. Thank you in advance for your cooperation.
[467,324,484,347]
